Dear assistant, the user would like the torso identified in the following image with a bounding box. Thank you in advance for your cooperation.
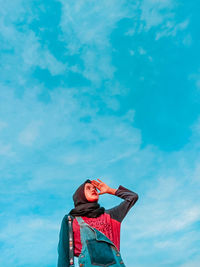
[73,213,121,256]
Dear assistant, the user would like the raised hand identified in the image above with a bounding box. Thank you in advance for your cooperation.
[91,179,117,195]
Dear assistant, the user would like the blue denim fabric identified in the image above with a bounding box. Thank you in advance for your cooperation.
[76,217,126,267]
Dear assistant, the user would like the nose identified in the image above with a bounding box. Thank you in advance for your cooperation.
[91,187,97,193]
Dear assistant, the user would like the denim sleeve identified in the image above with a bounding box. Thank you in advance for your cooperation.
[57,215,70,267]
[106,185,139,222]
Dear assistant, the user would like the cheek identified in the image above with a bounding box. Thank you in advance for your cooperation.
[85,189,92,200]
[84,187,99,202]
[87,196,94,202]
[86,193,99,202]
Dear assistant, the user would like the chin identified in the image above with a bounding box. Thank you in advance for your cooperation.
[89,197,99,202]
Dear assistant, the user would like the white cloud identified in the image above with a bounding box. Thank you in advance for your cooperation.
[81,50,115,85]
[0,121,7,131]
[183,33,192,46]
[1,84,200,266]
[0,142,15,156]
[139,47,147,55]
[58,0,131,85]
[148,55,153,61]
[155,19,190,40]
[0,1,199,266]
[189,69,200,90]
[131,185,200,239]
[139,0,190,44]
[125,29,135,36]
[59,0,128,50]
[0,2,66,89]
[22,32,66,75]
[0,215,59,266]
[140,0,173,30]
[180,257,200,267]
[40,50,66,75]
[18,120,42,146]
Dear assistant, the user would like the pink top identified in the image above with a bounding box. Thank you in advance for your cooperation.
[73,213,121,256]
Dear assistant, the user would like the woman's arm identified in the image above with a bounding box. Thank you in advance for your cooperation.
[57,215,70,267]
[91,179,139,222]
[106,185,139,222]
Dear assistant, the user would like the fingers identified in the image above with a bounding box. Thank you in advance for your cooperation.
[91,178,105,194]
[91,180,101,192]
[91,179,104,186]
[91,180,100,187]
[91,180,97,184]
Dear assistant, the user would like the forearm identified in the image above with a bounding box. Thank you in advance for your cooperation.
[115,185,139,202]
[106,185,139,222]
[107,187,117,195]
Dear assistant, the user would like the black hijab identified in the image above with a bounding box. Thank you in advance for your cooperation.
[69,179,105,218]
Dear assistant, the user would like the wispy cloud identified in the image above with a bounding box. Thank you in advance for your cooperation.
[189,69,200,90]
[140,0,174,30]
[0,215,59,266]
[180,256,200,267]
[18,120,43,146]
[22,32,67,75]
[0,142,15,156]
[58,0,132,86]
[155,19,190,40]
[0,0,199,266]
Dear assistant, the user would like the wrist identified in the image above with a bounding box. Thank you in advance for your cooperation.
[108,188,117,195]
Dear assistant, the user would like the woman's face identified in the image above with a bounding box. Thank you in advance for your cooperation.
[84,183,99,202]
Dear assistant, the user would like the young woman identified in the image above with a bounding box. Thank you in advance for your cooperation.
[57,179,139,267]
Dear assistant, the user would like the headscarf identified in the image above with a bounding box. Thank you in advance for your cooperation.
[69,179,105,218]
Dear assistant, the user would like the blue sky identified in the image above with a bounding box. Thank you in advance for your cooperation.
[0,0,200,266]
